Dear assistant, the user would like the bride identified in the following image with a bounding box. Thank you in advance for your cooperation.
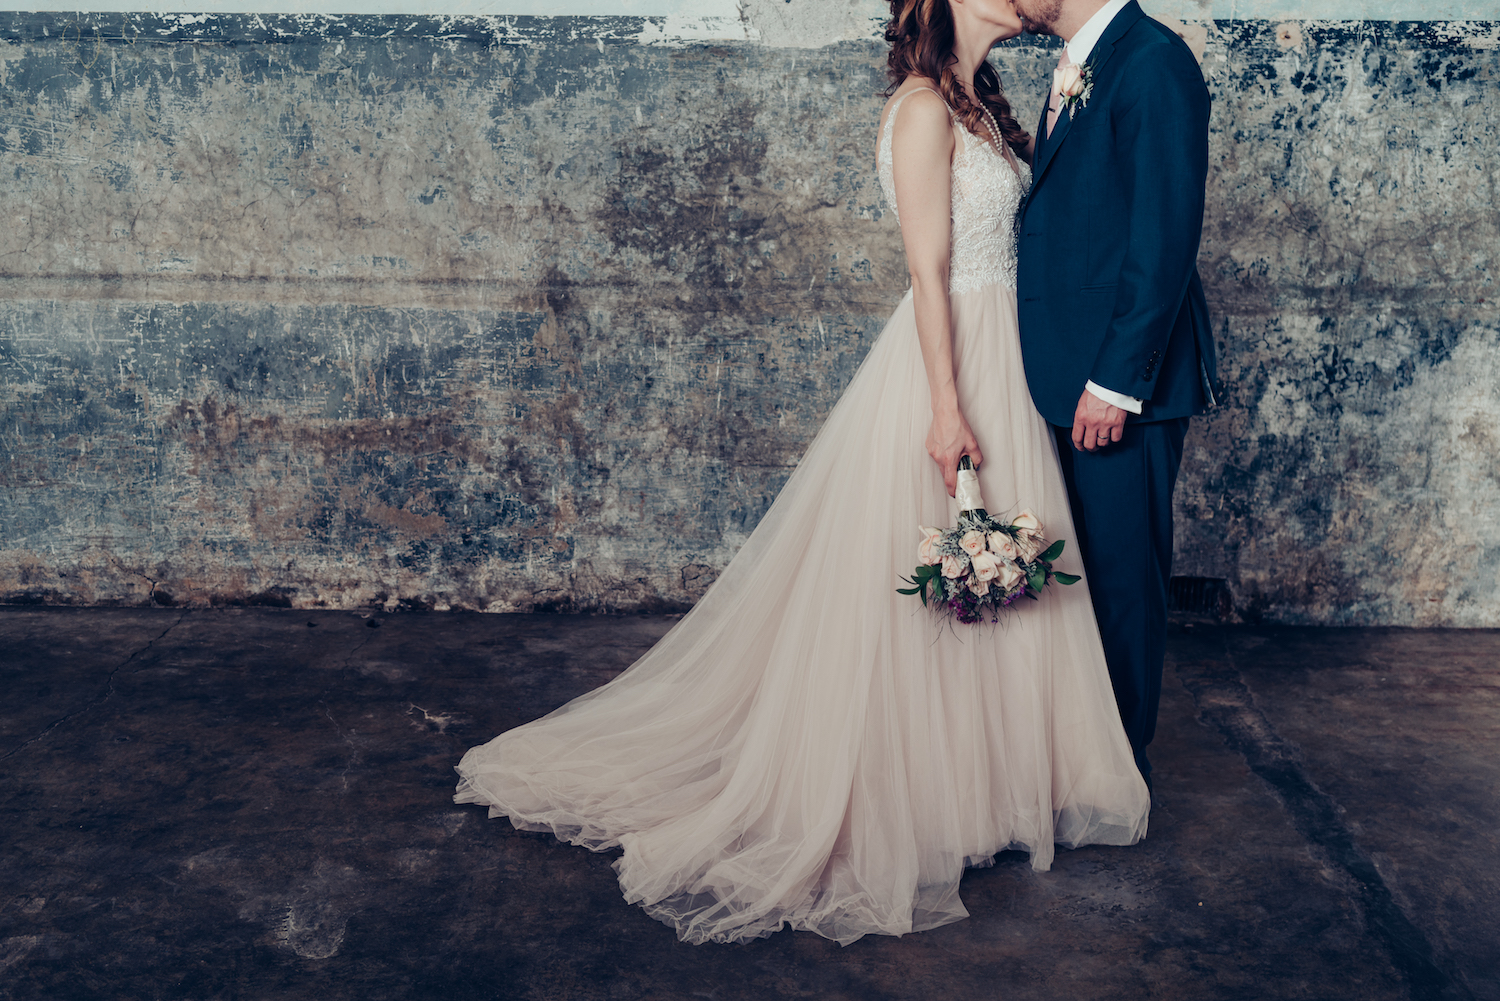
[455,0,1149,946]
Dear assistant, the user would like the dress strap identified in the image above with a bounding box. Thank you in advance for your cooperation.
[893,87,945,111]
[889,87,1024,178]
[887,88,1002,153]
[880,87,950,171]
[886,87,948,132]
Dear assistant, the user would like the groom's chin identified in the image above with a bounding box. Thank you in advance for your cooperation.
[1019,19,1055,36]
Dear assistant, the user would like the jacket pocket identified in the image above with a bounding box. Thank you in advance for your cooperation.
[1079,283,1117,294]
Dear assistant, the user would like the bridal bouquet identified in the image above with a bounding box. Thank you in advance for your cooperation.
[898,457,1078,624]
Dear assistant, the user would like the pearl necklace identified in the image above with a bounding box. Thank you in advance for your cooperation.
[977,103,1007,158]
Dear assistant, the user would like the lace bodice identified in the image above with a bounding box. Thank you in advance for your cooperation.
[877,89,1029,295]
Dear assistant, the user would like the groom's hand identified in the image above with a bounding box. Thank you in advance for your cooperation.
[1071,391,1126,452]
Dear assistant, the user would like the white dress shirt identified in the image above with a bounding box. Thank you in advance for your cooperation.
[1067,0,1145,416]
[1066,0,1133,65]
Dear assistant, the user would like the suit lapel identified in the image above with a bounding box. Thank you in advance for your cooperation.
[1026,1,1146,197]
[1026,98,1050,185]
[1030,102,1071,188]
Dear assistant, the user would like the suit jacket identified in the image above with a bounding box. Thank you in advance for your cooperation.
[1016,1,1217,427]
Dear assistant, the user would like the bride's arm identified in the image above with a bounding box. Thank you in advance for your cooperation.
[889,90,983,497]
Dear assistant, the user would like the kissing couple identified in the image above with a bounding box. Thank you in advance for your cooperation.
[455,0,1217,947]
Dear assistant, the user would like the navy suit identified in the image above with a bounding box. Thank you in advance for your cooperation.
[1016,2,1216,787]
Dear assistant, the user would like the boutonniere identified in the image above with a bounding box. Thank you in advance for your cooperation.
[1054,61,1095,115]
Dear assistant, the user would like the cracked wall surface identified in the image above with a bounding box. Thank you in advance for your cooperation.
[0,13,1496,624]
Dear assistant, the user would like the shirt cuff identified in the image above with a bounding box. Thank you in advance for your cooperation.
[1085,380,1143,415]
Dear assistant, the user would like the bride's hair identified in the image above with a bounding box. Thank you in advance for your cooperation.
[883,0,1030,155]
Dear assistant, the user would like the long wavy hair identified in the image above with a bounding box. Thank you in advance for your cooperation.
[884,0,1030,155]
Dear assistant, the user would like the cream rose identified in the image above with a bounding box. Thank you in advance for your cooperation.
[917,525,943,565]
[941,553,969,579]
[959,529,987,558]
[969,549,1001,582]
[988,531,1019,561]
[966,552,1002,582]
[1056,63,1085,99]
[968,576,992,597]
[1011,509,1043,534]
[1015,533,1043,562]
[997,559,1024,590]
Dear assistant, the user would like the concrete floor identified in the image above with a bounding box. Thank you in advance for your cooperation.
[0,608,1495,1001]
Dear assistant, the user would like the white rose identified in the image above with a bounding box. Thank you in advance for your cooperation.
[968,576,992,597]
[997,559,1023,590]
[941,553,969,579]
[988,531,1019,561]
[917,525,943,565]
[1015,533,1043,562]
[1056,63,1085,99]
[969,550,1001,582]
[959,529,986,558]
[1011,509,1043,535]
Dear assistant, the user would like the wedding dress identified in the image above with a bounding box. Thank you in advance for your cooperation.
[455,89,1150,945]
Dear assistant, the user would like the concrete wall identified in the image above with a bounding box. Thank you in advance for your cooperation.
[1,8,1497,624]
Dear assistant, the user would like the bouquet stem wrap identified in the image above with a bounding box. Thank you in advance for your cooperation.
[955,467,985,516]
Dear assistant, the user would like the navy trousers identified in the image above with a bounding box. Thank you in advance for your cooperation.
[1052,418,1189,790]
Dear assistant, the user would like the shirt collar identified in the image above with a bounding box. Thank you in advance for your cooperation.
[1065,0,1132,65]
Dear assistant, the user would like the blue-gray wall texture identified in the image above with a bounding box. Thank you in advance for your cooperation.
[0,11,1496,624]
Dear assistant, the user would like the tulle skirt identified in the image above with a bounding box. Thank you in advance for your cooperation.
[455,280,1150,945]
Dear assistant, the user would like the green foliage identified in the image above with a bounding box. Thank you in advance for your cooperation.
[896,563,942,607]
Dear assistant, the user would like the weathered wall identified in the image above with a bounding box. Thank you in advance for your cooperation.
[1185,20,1499,623]
[0,11,1496,624]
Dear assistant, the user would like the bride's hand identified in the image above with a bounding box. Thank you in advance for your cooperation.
[926,408,983,497]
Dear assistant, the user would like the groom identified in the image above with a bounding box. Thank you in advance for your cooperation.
[1013,0,1215,790]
